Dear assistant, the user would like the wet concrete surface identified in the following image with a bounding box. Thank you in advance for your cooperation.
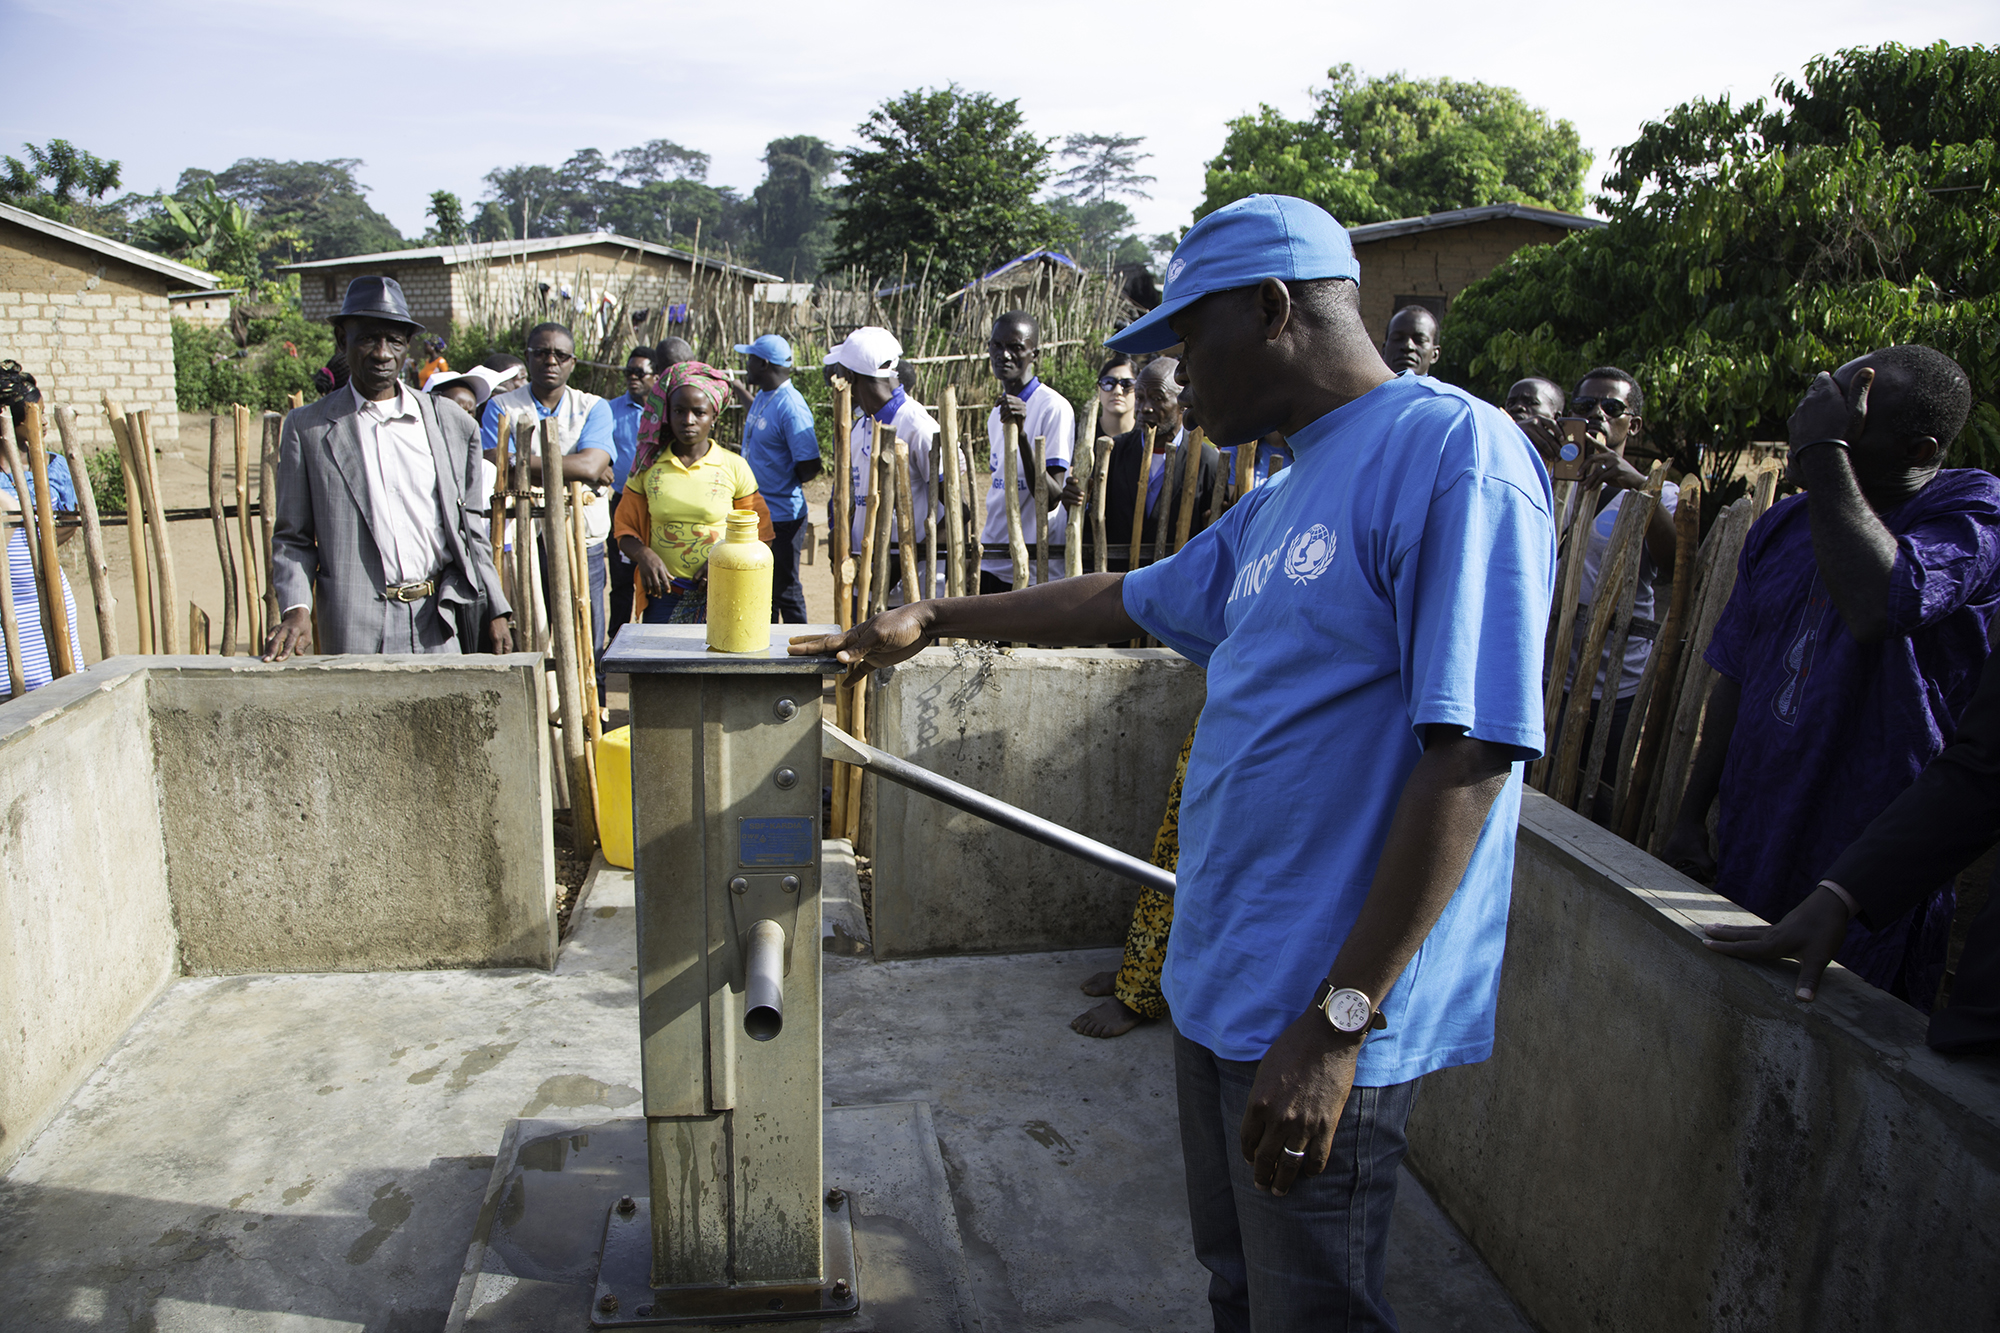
[0,860,1531,1332]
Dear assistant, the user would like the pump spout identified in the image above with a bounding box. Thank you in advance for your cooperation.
[821,719,1176,896]
[743,919,786,1041]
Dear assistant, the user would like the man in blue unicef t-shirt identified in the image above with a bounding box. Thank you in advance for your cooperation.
[791,195,1554,1331]
[730,334,822,623]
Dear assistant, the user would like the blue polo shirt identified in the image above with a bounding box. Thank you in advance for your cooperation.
[607,393,645,492]
[1122,375,1554,1082]
[740,380,820,522]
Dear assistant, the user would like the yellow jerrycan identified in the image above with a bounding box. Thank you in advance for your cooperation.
[706,509,774,652]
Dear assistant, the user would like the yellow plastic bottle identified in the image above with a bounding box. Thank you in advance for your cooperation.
[706,509,775,652]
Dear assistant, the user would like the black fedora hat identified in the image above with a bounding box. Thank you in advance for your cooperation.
[331,275,426,333]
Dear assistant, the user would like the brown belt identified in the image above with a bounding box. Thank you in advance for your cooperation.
[381,578,436,603]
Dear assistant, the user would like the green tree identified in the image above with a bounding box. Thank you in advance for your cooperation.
[1,139,124,231]
[188,158,403,262]
[1198,65,1589,224]
[424,190,467,245]
[751,135,839,280]
[479,144,752,253]
[1439,41,2000,489]
[1049,134,1155,270]
[830,86,1064,286]
[144,181,270,285]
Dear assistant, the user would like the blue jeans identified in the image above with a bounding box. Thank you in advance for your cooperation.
[1175,1029,1419,1333]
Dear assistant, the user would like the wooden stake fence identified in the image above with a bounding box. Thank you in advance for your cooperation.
[53,406,116,659]
[207,418,239,656]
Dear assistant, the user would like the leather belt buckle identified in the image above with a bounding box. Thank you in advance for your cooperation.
[382,579,436,603]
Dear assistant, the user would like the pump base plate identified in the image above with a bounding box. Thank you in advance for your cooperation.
[590,1195,858,1326]
[446,1102,974,1332]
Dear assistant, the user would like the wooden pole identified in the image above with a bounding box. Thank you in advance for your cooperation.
[542,418,598,851]
[1234,436,1256,510]
[207,417,239,656]
[1173,426,1203,553]
[261,412,281,635]
[869,431,894,616]
[233,405,261,647]
[19,408,77,676]
[108,410,153,653]
[1548,490,1653,809]
[1091,435,1112,575]
[488,410,512,611]
[54,407,116,659]
[130,410,181,653]
[1128,432,1150,574]
[0,497,24,696]
[940,385,965,599]
[894,435,919,606]
[831,377,854,626]
[188,602,210,654]
[1002,420,1029,589]
[1530,481,1603,790]
[853,426,879,620]
[0,415,60,680]
[1618,474,1704,841]
[511,417,544,650]
[569,481,603,745]
[1067,400,1098,581]
[1033,433,1049,586]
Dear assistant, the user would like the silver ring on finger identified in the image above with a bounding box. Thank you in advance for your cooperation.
[1281,1146,1306,1160]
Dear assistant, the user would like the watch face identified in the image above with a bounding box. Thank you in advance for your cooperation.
[1323,989,1372,1033]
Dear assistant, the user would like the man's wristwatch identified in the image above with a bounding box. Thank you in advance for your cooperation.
[1311,979,1388,1035]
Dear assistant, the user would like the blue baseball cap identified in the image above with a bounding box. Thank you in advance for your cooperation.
[733,333,794,367]
[1106,195,1361,354]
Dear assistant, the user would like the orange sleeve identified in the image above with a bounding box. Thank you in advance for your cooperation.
[614,481,653,618]
[733,491,775,542]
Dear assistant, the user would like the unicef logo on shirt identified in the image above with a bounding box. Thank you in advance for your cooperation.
[1284,524,1337,583]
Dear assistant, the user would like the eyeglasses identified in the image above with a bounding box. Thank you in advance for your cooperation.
[528,347,575,364]
[1099,377,1136,392]
[1571,395,1632,419]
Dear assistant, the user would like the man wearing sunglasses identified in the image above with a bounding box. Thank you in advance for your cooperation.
[1556,368,1680,820]
[480,322,617,660]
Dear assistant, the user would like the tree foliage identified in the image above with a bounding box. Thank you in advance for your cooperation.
[1199,65,1588,224]
[1438,41,2000,483]
[1,139,125,232]
[177,158,403,263]
[1048,134,1155,270]
[475,141,754,256]
[830,86,1064,286]
[751,136,839,280]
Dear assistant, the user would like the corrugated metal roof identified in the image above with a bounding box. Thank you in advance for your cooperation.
[1346,203,1604,245]
[276,231,783,282]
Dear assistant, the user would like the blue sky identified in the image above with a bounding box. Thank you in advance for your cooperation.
[6,0,1995,245]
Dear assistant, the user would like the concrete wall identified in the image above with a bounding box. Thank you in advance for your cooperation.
[1409,791,2000,1333]
[0,217,183,453]
[868,646,1205,957]
[1355,217,1576,346]
[0,665,175,1175]
[0,656,558,1171]
[147,656,558,974]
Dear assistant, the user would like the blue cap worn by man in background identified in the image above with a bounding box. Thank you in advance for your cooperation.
[729,333,821,622]
[794,194,1555,1332]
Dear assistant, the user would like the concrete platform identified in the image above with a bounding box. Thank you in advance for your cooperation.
[0,860,1530,1332]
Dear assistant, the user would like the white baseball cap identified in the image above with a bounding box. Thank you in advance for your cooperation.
[823,326,903,380]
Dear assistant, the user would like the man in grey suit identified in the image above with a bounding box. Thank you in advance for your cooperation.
[263,276,513,659]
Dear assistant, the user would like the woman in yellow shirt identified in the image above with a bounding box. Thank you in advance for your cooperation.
[613,360,771,623]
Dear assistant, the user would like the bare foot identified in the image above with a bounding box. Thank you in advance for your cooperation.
[1079,970,1117,997]
[1071,998,1144,1039]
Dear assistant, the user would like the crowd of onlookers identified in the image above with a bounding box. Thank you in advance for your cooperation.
[5,264,1996,1055]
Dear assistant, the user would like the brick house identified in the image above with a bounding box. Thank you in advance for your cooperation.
[1349,203,1604,344]
[167,287,238,329]
[280,233,782,343]
[0,201,217,451]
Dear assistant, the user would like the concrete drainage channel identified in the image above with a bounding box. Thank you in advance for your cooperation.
[3,648,1994,1331]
